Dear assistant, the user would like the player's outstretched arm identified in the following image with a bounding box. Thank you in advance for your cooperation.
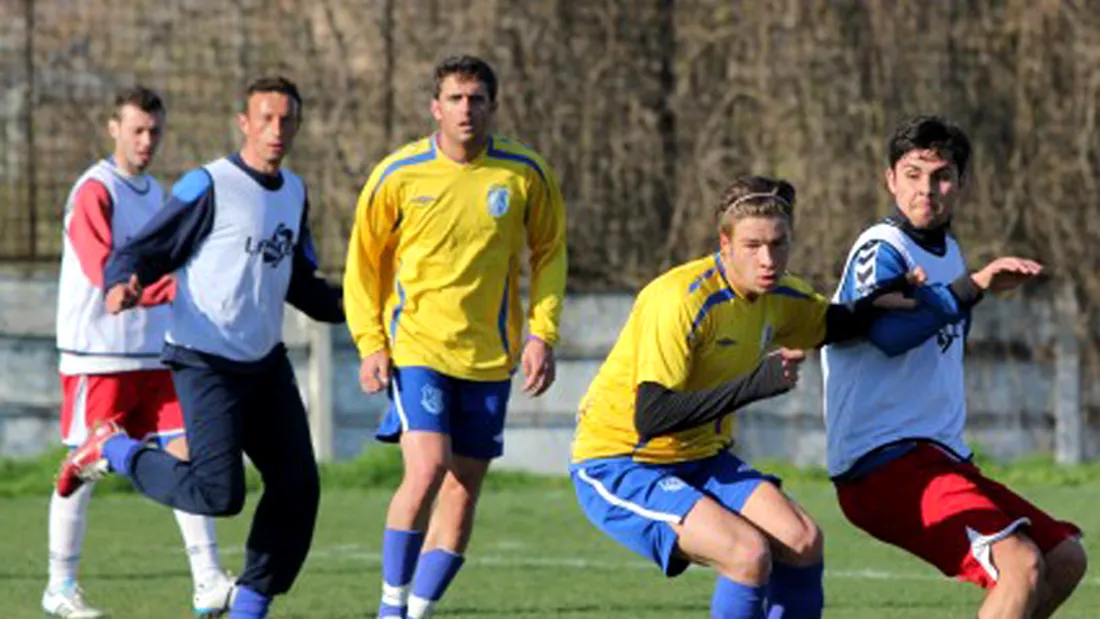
[634,351,800,441]
[103,169,216,314]
[863,256,1042,356]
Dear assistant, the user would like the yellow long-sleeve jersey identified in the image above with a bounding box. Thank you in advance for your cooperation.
[572,253,829,464]
[344,134,567,381]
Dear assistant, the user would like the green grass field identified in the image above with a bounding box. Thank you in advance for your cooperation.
[2,479,1098,618]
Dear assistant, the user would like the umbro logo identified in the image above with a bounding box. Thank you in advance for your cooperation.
[658,477,686,492]
[716,338,737,347]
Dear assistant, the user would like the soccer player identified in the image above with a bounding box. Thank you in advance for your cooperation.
[570,175,927,619]
[47,86,232,618]
[822,115,1087,619]
[344,55,567,619]
[56,76,344,619]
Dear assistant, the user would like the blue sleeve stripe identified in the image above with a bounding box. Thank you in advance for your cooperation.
[486,137,547,183]
[688,289,736,340]
[687,267,716,294]
[172,168,214,202]
[389,280,407,343]
[497,261,512,357]
[298,197,319,269]
[368,142,438,205]
[771,286,812,300]
[300,230,319,269]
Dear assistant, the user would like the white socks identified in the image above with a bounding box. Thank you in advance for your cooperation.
[47,483,222,590]
[173,509,223,586]
[407,596,436,619]
[48,483,94,588]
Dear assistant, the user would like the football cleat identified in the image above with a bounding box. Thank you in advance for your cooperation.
[193,571,235,617]
[41,581,107,618]
[56,422,125,498]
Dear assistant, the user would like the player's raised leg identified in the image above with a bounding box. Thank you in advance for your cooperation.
[673,497,772,619]
[738,483,824,619]
[979,533,1043,619]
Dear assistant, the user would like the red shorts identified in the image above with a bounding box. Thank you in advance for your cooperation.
[836,443,1080,589]
[59,370,184,447]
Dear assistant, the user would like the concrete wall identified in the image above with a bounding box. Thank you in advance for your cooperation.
[2,274,1096,473]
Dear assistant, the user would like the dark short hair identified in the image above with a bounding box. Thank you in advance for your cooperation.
[433,55,498,102]
[887,115,972,179]
[243,75,302,115]
[113,86,164,118]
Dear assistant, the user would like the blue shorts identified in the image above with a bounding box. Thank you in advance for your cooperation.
[376,366,511,460]
[571,450,780,577]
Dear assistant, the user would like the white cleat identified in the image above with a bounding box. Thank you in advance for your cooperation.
[41,581,107,618]
[192,571,235,617]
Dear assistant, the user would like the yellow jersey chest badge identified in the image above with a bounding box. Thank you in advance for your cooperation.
[487,184,511,218]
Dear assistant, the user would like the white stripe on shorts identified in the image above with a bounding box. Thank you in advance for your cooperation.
[66,375,90,447]
[967,517,1031,582]
[392,372,410,432]
[575,467,685,524]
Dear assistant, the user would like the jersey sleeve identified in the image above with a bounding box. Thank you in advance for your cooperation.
[104,169,216,291]
[836,239,910,303]
[772,284,830,350]
[138,275,177,306]
[634,289,696,390]
[67,179,114,288]
[525,161,568,347]
[287,195,345,323]
[838,238,981,356]
[343,163,402,358]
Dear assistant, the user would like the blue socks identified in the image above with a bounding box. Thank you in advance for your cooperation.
[101,435,142,476]
[766,562,824,619]
[378,529,425,617]
[711,576,766,619]
[229,585,270,619]
[410,549,465,602]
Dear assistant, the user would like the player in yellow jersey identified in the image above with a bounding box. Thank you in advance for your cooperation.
[344,55,567,619]
[571,176,922,619]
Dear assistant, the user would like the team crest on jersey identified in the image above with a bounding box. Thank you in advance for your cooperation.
[244,222,294,268]
[658,477,687,493]
[420,384,444,416]
[487,184,510,218]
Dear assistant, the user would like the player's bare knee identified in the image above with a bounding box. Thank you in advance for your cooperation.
[401,459,448,498]
[995,534,1044,589]
[719,529,772,583]
[438,477,478,508]
[788,520,825,566]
